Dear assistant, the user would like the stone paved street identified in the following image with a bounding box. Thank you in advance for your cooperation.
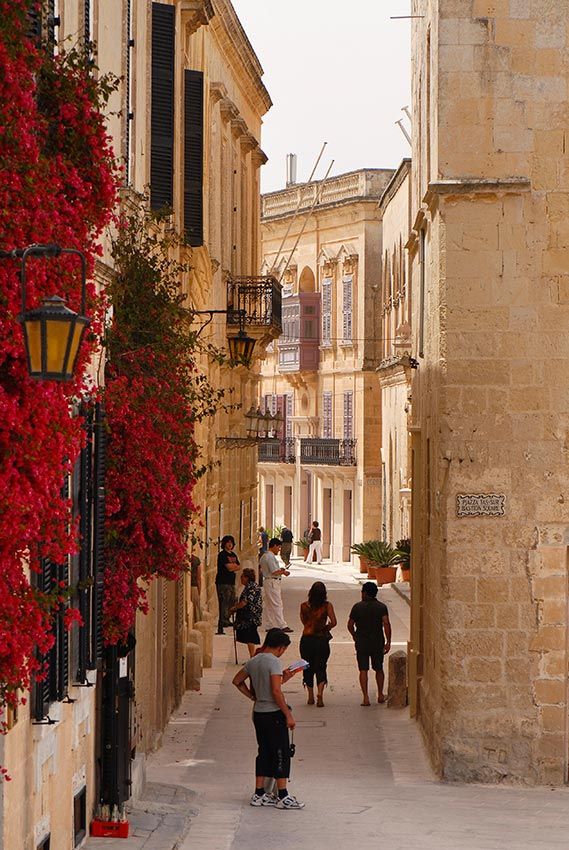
[87,562,569,850]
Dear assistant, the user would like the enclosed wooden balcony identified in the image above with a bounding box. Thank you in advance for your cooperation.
[277,292,320,372]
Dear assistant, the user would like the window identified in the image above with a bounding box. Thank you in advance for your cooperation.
[151,3,175,210]
[342,275,353,343]
[74,787,87,847]
[322,392,333,439]
[285,394,294,438]
[184,69,204,246]
[322,277,332,346]
[343,391,353,440]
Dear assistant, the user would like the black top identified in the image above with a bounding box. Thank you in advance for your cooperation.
[349,598,388,645]
[309,526,322,541]
[216,549,240,585]
[281,528,294,543]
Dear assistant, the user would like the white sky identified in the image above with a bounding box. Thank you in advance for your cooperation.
[231,0,412,193]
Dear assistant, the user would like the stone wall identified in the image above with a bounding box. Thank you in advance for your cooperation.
[409,0,569,784]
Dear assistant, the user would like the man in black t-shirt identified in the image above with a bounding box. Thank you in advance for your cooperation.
[216,535,240,635]
[348,581,391,706]
[280,526,294,566]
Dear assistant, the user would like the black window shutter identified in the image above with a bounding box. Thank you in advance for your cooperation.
[46,0,56,52]
[77,409,93,680]
[92,402,107,664]
[84,0,91,45]
[33,557,55,720]
[184,69,204,246]
[27,4,42,45]
[55,561,69,701]
[151,3,175,210]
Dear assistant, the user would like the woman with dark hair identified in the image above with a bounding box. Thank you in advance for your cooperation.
[230,568,262,657]
[216,534,240,635]
[299,581,337,707]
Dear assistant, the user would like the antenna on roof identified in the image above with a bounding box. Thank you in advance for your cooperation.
[268,142,328,275]
[286,153,297,187]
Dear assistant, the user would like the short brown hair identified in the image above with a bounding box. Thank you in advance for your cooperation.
[242,567,256,582]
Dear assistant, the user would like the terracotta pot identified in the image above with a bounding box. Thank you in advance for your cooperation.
[375,565,397,585]
[401,568,411,582]
[302,549,309,560]
[359,556,370,574]
[367,565,378,580]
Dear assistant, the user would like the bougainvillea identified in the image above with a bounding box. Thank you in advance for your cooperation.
[0,2,118,713]
[103,202,229,644]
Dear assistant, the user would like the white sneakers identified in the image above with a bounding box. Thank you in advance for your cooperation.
[250,792,305,809]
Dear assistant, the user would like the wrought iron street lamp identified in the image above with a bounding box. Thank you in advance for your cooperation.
[0,243,90,381]
[227,328,256,368]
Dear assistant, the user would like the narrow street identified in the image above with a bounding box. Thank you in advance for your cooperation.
[91,564,569,850]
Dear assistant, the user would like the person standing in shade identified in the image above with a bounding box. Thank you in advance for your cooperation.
[216,534,240,635]
[280,525,294,567]
[305,520,323,564]
[230,568,263,657]
[190,553,203,623]
[260,538,293,633]
[347,581,391,705]
[232,628,305,809]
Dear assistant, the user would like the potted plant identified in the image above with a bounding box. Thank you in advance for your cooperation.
[395,538,411,582]
[351,541,373,574]
[366,541,400,585]
[295,537,310,559]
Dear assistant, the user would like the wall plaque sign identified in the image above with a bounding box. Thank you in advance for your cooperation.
[456,493,506,517]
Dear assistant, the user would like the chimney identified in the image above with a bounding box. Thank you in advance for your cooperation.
[286,153,297,187]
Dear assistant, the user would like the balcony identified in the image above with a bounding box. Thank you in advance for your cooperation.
[277,292,320,373]
[300,438,357,466]
[258,437,296,463]
[227,276,282,341]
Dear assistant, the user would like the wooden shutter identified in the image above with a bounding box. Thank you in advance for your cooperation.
[322,392,332,439]
[342,276,353,342]
[322,278,332,346]
[84,0,91,44]
[151,3,175,210]
[33,558,55,721]
[92,403,107,665]
[55,561,69,701]
[46,0,57,52]
[77,409,93,680]
[125,0,134,185]
[184,69,204,246]
[285,393,293,438]
[27,3,42,44]
[343,391,353,440]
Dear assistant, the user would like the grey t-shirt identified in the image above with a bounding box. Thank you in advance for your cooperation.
[244,652,283,713]
[259,551,280,580]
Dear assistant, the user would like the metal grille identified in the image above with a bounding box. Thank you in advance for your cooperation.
[226,276,282,332]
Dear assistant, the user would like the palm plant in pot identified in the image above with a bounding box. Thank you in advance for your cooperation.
[395,538,411,582]
[366,541,400,584]
[295,536,310,559]
[351,541,374,574]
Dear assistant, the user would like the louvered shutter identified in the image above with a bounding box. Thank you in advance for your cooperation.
[46,0,56,52]
[78,409,93,680]
[33,558,55,720]
[285,394,293,438]
[55,561,69,701]
[27,3,42,45]
[322,278,332,346]
[125,0,133,185]
[342,276,353,342]
[322,392,332,439]
[184,69,204,246]
[343,391,353,440]
[92,403,107,664]
[151,3,175,210]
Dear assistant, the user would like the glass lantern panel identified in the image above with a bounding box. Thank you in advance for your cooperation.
[45,317,72,375]
[25,319,42,374]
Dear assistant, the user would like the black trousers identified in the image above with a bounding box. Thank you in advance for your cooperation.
[252,710,290,779]
[300,634,330,687]
[216,583,236,630]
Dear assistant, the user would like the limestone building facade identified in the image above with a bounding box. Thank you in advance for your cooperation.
[259,170,393,561]
[1,2,272,848]
[377,159,413,546]
[407,0,569,785]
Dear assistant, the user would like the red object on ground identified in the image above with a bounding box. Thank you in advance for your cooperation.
[90,820,130,839]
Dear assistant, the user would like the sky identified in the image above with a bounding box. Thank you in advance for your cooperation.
[231,0,412,193]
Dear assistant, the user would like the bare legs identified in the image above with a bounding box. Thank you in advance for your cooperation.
[359,670,385,705]
[306,686,315,705]
[247,643,256,657]
[307,682,326,706]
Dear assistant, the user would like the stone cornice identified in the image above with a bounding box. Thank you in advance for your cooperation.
[425,176,531,202]
[377,353,415,382]
[210,0,272,116]
[209,81,227,104]
[180,0,214,37]
[240,131,258,153]
[378,158,411,216]
[230,116,248,139]
[251,147,268,168]
[219,97,239,123]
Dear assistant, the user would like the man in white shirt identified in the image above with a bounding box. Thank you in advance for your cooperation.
[259,538,293,633]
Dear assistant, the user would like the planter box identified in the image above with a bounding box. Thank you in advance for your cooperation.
[375,566,397,585]
[401,568,410,582]
[359,556,370,574]
[367,565,378,580]
[90,820,130,839]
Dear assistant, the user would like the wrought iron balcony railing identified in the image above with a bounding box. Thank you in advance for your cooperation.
[258,437,296,463]
[227,276,282,335]
[300,438,357,466]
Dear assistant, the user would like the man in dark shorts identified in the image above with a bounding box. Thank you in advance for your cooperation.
[347,581,391,706]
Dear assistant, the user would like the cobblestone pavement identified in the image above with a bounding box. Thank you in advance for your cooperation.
[87,560,569,850]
